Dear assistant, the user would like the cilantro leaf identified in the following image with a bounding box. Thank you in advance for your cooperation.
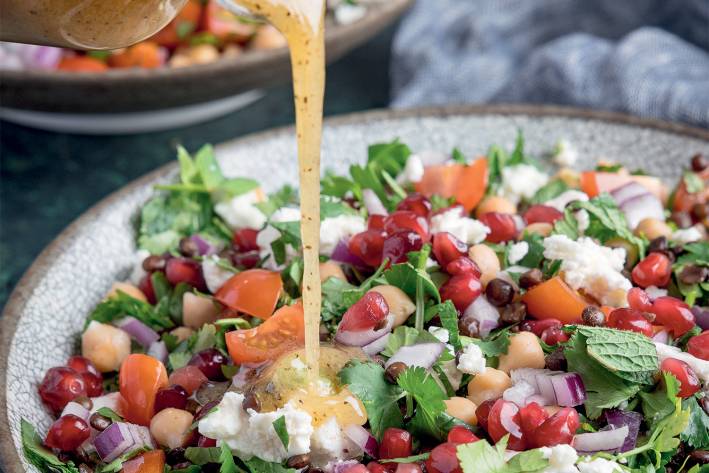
[456,439,506,473]
[530,179,569,205]
[383,262,440,303]
[184,447,222,465]
[681,397,709,449]
[552,208,579,239]
[466,328,512,358]
[21,419,80,473]
[272,416,289,449]
[676,241,709,266]
[255,185,299,217]
[515,232,545,269]
[436,300,461,351]
[640,372,680,424]
[320,196,358,219]
[383,326,445,357]
[86,291,174,331]
[574,194,646,256]
[338,360,405,439]
[219,443,240,473]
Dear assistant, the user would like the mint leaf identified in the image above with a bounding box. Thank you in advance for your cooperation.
[368,139,411,175]
[320,196,358,219]
[573,194,646,256]
[338,360,404,439]
[552,209,579,239]
[272,416,289,449]
[681,397,709,449]
[565,332,641,418]
[21,419,80,473]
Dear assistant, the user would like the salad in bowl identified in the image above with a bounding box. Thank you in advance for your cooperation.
[20,135,709,473]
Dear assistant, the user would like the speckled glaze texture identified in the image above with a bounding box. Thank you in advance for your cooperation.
[2,106,708,472]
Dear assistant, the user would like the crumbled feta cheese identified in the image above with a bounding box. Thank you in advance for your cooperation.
[575,210,590,234]
[543,235,631,307]
[319,215,366,256]
[457,343,486,375]
[430,207,490,244]
[577,458,623,473]
[215,190,267,230]
[540,444,579,473]
[428,326,450,343]
[334,3,366,24]
[553,140,579,167]
[503,380,536,407]
[508,241,529,264]
[645,285,668,300]
[198,392,313,463]
[500,164,550,205]
[129,249,151,285]
[201,255,236,293]
[256,207,301,269]
[672,225,703,244]
[396,154,425,185]
[310,417,362,469]
[545,190,589,212]
[654,341,709,383]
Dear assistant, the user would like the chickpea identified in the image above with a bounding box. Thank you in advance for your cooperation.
[182,293,219,329]
[522,223,553,238]
[106,282,146,303]
[475,196,517,218]
[468,244,501,287]
[81,321,131,372]
[169,53,193,68]
[634,218,672,240]
[368,285,415,327]
[222,44,243,59]
[556,168,580,188]
[443,397,478,425]
[150,408,194,449]
[497,332,546,373]
[251,25,287,50]
[170,326,195,343]
[320,261,347,283]
[466,368,512,406]
[187,44,220,64]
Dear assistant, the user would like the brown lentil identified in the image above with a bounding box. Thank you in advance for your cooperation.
[671,211,694,229]
[689,449,709,464]
[243,392,261,412]
[691,153,708,173]
[89,412,112,431]
[648,236,668,254]
[500,302,526,324]
[485,278,515,307]
[142,255,166,272]
[581,306,605,327]
[78,464,94,473]
[166,447,186,465]
[179,237,200,257]
[679,265,709,285]
[692,203,709,221]
[319,323,330,341]
[545,348,567,371]
[385,361,408,384]
[519,268,544,289]
[287,454,311,469]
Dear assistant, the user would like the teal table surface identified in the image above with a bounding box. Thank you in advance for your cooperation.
[0,28,395,309]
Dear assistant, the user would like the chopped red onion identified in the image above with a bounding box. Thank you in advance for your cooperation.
[115,316,159,348]
[462,296,500,337]
[362,189,388,216]
[190,234,219,256]
[94,423,136,462]
[604,409,642,452]
[692,306,709,331]
[335,314,393,347]
[499,402,523,438]
[611,182,649,205]
[362,333,391,356]
[384,342,444,370]
[344,424,379,458]
[128,424,155,449]
[147,340,168,364]
[550,373,587,407]
[331,239,367,267]
[619,193,665,230]
[572,425,629,454]
[332,460,361,473]
[652,330,669,345]
[535,372,558,405]
[61,402,90,422]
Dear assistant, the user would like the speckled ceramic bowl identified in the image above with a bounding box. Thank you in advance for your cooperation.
[2,105,709,472]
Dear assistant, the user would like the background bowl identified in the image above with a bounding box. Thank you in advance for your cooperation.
[2,105,708,473]
[0,0,412,114]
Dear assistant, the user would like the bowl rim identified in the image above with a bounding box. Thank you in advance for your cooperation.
[2,104,708,472]
[0,0,413,84]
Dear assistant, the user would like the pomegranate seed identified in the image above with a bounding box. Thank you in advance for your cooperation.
[38,367,88,414]
[379,428,413,459]
[523,205,563,225]
[231,250,260,269]
[368,215,386,230]
[197,435,217,448]
[687,331,709,361]
[650,296,696,337]
[342,466,369,473]
[382,231,424,265]
[188,348,228,381]
[366,461,390,473]
[632,253,672,288]
[518,402,548,437]
[168,365,208,395]
[607,308,654,337]
[397,193,432,218]
[519,319,562,337]
[487,400,525,450]
[479,212,517,243]
[395,464,423,473]
[232,228,259,252]
[475,399,496,431]
[349,230,386,268]
[166,258,207,291]
[44,414,90,452]
[661,358,700,398]
[529,407,579,448]
[446,257,482,278]
[340,292,390,332]
[384,211,430,241]
[447,426,479,445]
[425,442,462,473]
[432,232,468,268]
[155,385,189,413]
[82,373,104,397]
[67,356,103,397]
[440,274,482,312]
[138,274,157,304]
[627,287,653,312]
[541,327,570,345]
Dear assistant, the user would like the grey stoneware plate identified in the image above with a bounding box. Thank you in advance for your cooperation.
[0,0,412,114]
[2,105,709,473]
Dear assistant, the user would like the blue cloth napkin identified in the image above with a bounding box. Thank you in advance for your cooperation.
[390,0,709,127]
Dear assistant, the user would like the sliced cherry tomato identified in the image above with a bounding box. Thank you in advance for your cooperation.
[121,449,166,473]
[225,302,305,364]
[521,276,588,324]
[215,269,283,319]
[672,167,709,212]
[57,56,108,72]
[415,159,488,212]
[150,0,203,48]
[119,354,168,426]
[580,171,666,201]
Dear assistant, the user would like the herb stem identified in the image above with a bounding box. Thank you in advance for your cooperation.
[414,245,431,331]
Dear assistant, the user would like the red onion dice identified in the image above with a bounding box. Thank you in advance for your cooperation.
[344,423,379,458]
[114,316,159,348]
[572,425,629,454]
[384,342,445,370]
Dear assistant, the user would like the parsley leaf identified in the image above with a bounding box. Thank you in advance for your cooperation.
[530,179,569,204]
[272,416,289,449]
[515,232,545,269]
[21,419,80,473]
[243,457,294,473]
[255,185,299,217]
[184,447,222,465]
[574,194,646,256]
[457,437,549,473]
[383,262,440,303]
[436,300,462,351]
[338,360,405,439]
[681,396,709,449]
[640,372,680,424]
[86,291,174,331]
[219,444,240,473]
[466,328,512,358]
